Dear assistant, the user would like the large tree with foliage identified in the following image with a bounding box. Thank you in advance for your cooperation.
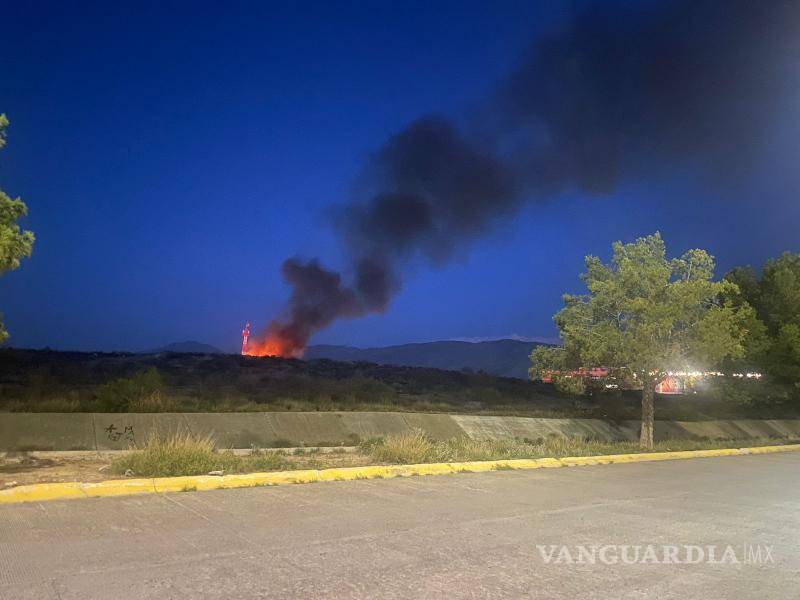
[532,233,756,448]
[726,253,800,389]
[0,114,35,342]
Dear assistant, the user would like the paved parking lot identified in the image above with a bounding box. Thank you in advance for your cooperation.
[1,453,799,599]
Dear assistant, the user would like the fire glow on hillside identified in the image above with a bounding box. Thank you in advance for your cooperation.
[245,334,302,358]
[241,321,304,358]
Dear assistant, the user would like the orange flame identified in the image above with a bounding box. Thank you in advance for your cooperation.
[244,333,304,358]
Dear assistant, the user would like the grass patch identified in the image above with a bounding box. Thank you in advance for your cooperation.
[359,431,800,464]
[360,429,434,463]
[109,430,800,479]
[110,433,289,477]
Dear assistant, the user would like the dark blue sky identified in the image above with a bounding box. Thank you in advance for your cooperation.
[1,1,798,353]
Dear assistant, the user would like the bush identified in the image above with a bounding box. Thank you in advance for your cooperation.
[96,367,164,412]
[362,430,435,464]
[552,374,586,396]
[704,376,793,409]
[128,389,178,412]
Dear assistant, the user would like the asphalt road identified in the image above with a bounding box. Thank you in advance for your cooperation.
[1,453,799,599]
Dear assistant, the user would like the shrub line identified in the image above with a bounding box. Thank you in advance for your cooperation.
[2,443,799,505]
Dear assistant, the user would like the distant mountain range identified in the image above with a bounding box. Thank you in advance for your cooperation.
[143,341,224,354]
[305,339,552,379]
[142,338,552,379]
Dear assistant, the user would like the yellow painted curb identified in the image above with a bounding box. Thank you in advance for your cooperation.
[2,443,799,505]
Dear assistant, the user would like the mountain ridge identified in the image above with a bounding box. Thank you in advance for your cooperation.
[305,338,553,379]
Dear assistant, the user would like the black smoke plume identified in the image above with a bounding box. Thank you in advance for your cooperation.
[261,0,800,355]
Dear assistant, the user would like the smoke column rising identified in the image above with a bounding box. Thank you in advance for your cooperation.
[256,0,800,356]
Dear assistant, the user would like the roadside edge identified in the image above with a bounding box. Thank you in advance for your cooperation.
[2,443,799,505]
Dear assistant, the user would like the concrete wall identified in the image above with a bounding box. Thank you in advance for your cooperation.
[2,412,800,451]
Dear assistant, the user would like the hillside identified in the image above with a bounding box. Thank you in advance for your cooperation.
[142,341,224,354]
[1,348,792,421]
[0,347,569,416]
[305,339,550,379]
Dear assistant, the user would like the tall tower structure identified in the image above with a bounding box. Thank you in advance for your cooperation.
[241,321,251,355]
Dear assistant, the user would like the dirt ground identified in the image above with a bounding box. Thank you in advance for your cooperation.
[0,449,373,488]
[0,453,112,487]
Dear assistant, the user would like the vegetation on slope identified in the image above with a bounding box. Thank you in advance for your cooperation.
[109,431,800,478]
[2,348,799,421]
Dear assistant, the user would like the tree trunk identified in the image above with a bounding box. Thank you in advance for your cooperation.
[640,383,655,450]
